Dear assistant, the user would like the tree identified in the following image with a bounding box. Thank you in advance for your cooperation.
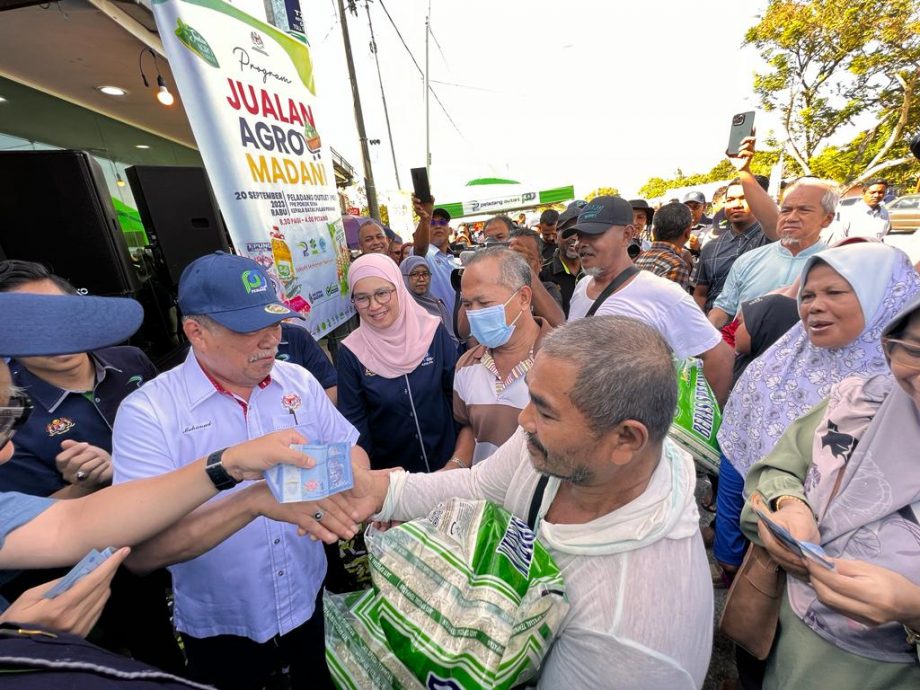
[585,186,620,201]
[745,0,920,187]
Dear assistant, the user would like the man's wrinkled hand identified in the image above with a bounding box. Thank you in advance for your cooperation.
[0,546,129,636]
[255,485,361,544]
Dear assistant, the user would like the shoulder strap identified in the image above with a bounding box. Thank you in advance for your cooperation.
[585,265,640,317]
[527,474,549,530]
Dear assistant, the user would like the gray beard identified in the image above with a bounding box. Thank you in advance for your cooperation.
[584,266,603,278]
[780,237,801,247]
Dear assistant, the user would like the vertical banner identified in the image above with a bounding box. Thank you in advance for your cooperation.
[152,0,353,337]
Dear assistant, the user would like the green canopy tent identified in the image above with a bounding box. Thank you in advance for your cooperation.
[436,178,575,219]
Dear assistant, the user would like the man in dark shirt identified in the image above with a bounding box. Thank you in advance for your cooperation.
[0,259,183,674]
[539,201,585,316]
[536,209,560,263]
[692,177,770,312]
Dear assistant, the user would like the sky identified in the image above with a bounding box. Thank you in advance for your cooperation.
[304,0,775,200]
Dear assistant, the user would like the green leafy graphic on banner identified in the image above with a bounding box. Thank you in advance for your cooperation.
[154,0,316,95]
[175,18,220,68]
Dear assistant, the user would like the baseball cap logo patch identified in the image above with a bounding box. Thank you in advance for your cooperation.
[242,270,268,294]
[579,203,605,221]
[264,304,288,314]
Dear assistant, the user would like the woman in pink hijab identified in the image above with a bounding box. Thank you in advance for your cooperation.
[337,254,458,472]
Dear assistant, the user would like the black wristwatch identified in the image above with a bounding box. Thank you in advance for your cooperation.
[206,448,239,491]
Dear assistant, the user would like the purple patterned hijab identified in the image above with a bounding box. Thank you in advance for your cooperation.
[719,244,920,477]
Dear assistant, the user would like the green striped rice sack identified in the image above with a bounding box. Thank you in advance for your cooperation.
[325,498,569,689]
[669,357,722,475]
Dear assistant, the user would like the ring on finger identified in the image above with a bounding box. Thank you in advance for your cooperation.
[75,470,89,482]
[313,510,325,521]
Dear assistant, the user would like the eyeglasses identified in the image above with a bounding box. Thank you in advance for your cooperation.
[0,392,33,451]
[407,270,431,279]
[430,219,449,227]
[883,337,920,371]
[352,287,396,309]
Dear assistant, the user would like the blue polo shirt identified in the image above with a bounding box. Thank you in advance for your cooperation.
[0,347,156,497]
[276,323,337,389]
[713,240,827,317]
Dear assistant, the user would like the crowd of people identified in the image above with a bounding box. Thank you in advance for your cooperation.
[0,132,919,690]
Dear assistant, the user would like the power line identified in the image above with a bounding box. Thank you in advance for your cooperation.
[375,0,467,144]
[428,26,450,74]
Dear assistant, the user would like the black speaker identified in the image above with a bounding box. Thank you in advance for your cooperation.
[126,165,230,287]
[0,150,139,296]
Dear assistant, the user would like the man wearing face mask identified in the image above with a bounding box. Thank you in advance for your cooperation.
[448,248,552,468]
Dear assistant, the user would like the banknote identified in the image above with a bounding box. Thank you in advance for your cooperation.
[44,546,116,599]
[264,442,353,503]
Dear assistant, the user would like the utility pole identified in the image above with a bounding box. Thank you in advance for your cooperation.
[365,0,400,189]
[338,0,379,219]
[424,1,430,176]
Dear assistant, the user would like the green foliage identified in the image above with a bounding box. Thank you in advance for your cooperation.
[745,0,920,184]
[585,186,620,201]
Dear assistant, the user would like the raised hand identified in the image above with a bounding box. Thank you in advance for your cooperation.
[727,134,757,172]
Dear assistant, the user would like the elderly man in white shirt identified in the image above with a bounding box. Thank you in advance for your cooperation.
[349,315,714,689]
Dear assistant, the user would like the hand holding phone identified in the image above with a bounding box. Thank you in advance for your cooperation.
[411,167,433,204]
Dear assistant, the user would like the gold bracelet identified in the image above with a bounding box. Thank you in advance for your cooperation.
[774,495,809,512]
[449,457,469,469]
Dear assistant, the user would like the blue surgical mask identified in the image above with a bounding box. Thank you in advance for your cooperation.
[467,290,522,348]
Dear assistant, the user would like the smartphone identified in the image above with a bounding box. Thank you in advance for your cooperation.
[411,167,432,204]
[727,111,755,156]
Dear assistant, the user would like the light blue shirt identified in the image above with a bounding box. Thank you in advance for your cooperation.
[112,352,358,642]
[713,240,827,317]
[419,244,460,316]
[0,491,54,610]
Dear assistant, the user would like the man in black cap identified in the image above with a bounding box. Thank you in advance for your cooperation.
[681,191,713,250]
[539,201,585,316]
[564,196,733,405]
[629,199,655,258]
[536,209,560,263]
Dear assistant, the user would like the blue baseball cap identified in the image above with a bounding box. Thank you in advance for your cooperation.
[178,252,302,333]
[0,292,144,357]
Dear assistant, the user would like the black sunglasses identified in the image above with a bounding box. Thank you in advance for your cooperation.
[0,392,33,451]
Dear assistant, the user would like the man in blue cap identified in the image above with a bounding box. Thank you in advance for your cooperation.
[111,252,364,690]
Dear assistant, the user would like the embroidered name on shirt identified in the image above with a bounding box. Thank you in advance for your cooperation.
[420,354,435,367]
[496,515,535,577]
[183,421,212,433]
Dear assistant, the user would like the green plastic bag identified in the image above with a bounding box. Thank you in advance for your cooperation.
[325,498,569,690]
[669,357,722,474]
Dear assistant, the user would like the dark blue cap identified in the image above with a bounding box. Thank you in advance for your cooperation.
[178,252,301,333]
[0,293,143,356]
